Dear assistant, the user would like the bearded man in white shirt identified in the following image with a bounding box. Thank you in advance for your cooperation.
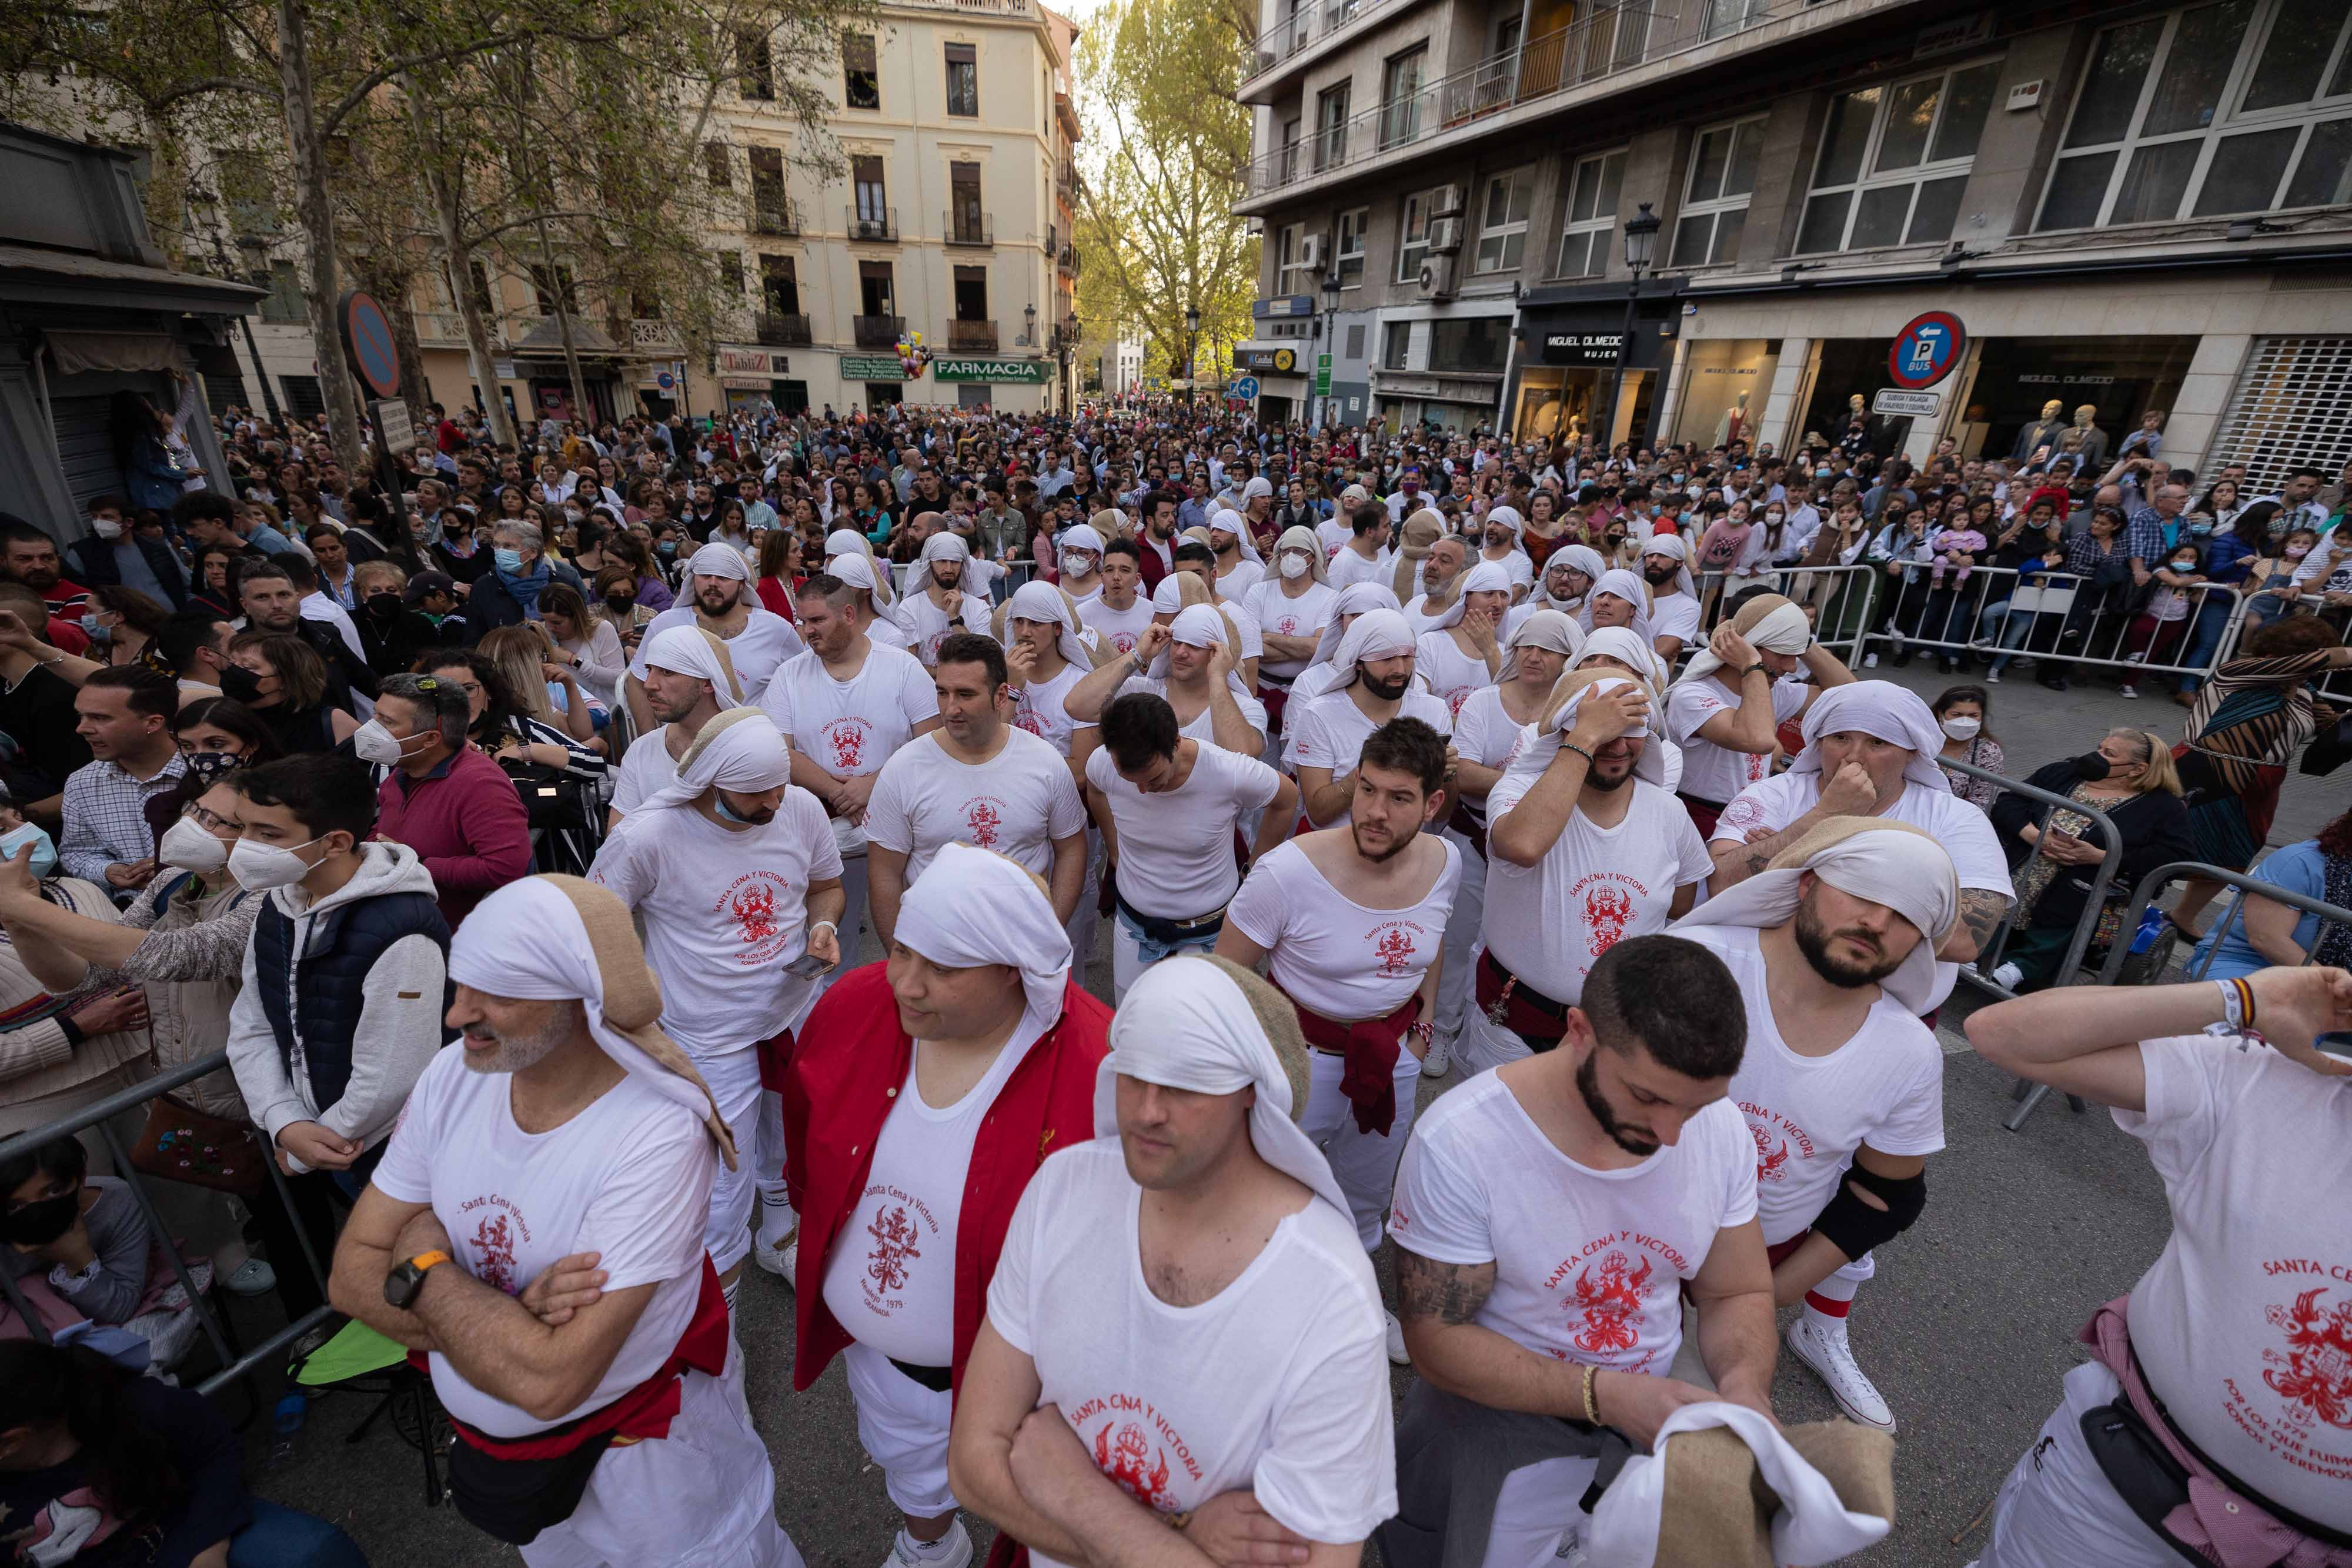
[607,626,739,828]
[900,531,994,668]
[1637,535,1703,665]
[1291,610,1454,829]
[623,542,803,726]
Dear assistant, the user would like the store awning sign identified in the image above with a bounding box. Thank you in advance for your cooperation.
[1872,388,1943,417]
[1887,311,1965,390]
[933,357,1048,384]
[1542,332,1623,367]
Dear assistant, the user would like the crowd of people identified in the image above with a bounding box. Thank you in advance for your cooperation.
[0,389,2348,1568]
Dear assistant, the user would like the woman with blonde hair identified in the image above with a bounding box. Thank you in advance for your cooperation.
[1984,727,2193,991]
[476,623,597,748]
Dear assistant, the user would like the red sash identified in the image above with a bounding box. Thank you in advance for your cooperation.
[1279,986,1421,1136]
[755,1027,795,1094]
[1257,681,1289,736]
[1474,947,1571,1045]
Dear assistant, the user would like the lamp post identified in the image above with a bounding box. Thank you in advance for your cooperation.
[1592,200,1660,460]
[1185,305,1201,416]
[1319,271,1342,427]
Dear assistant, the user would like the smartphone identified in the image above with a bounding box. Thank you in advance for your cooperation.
[784,952,831,981]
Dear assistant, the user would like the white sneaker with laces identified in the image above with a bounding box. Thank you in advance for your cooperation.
[884,1519,973,1568]
[223,1258,278,1296]
[1787,1316,1896,1433]
[1421,1029,1452,1079]
[1385,1309,1410,1365]
[1862,651,1880,668]
[1990,961,2024,991]
[1984,670,2002,684]
[754,1234,798,1283]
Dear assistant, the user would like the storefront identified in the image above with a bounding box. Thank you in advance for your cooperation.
[1508,285,1678,449]
[1960,335,2197,467]
[933,355,1049,412]
[1666,338,1780,449]
[840,354,907,412]
[1235,343,1308,427]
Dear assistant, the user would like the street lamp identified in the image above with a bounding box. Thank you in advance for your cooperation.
[1593,200,1661,459]
[1319,272,1343,427]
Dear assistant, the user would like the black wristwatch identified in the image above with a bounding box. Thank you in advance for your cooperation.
[384,1249,450,1310]
[1739,662,1768,680]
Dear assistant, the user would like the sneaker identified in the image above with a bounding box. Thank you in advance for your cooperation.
[2125,650,2146,664]
[1861,651,1879,668]
[754,1235,797,1283]
[1385,1309,1411,1366]
[2119,683,2139,699]
[1990,961,2024,991]
[1984,669,2002,684]
[885,1519,973,1568]
[1786,1316,1896,1433]
[223,1258,278,1296]
[1421,1029,1452,1079]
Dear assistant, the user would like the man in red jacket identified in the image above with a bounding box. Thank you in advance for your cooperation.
[783,841,1109,1568]
[366,673,532,930]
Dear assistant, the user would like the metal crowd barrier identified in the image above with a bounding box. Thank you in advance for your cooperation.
[0,1049,335,1399]
[1676,560,1885,673]
[1937,755,2126,997]
[1852,563,2251,683]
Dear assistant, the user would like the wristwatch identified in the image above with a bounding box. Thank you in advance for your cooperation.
[384,1249,451,1309]
[1739,662,1768,680]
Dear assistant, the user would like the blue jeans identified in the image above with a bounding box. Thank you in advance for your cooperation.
[230,1499,369,1567]
[2174,599,2236,691]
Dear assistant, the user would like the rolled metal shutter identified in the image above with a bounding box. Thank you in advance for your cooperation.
[2209,336,2352,496]
[49,394,123,509]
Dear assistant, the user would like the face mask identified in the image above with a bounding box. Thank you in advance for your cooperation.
[1,1189,81,1248]
[445,521,466,536]
[160,816,230,874]
[0,823,58,881]
[91,516,123,540]
[79,614,109,641]
[350,718,427,768]
[2287,544,2311,559]
[181,748,242,781]
[1279,552,1311,581]
[1940,717,1982,741]
[228,833,329,891]
[2189,522,2213,537]
[494,547,527,575]
[2073,751,2112,783]
[657,541,678,557]
[364,593,406,623]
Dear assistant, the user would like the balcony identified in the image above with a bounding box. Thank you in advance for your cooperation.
[853,313,905,348]
[415,310,467,347]
[1241,0,1399,99]
[947,319,998,353]
[1058,243,1080,276]
[944,209,994,246]
[756,312,813,347]
[846,205,898,242]
[1241,0,1794,205]
[629,317,681,353]
[752,199,800,236]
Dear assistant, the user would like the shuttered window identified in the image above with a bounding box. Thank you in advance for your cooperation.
[2210,335,2352,494]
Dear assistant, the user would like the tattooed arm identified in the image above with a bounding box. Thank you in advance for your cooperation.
[1936,887,2009,962]
[1393,1251,1587,1418]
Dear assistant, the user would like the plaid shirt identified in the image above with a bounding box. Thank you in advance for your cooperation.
[59,753,187,884]
[2065,530,2129,576]
[2124,505,2174,567]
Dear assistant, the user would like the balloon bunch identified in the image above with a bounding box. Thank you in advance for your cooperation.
[896,330,933,380]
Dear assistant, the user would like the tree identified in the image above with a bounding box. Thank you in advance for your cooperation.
[1071,0,1258,390]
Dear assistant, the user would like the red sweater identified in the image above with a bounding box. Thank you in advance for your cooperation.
[783,964,1111,1398]
[375,744,532,930]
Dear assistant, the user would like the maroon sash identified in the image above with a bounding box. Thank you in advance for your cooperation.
[1279,986,1422,1136]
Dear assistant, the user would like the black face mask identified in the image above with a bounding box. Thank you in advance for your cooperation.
[365,594,403,621]
[604,596,636,617]
[218,663,263,703]
[2,1189,81,1247]
[2073,751,2112,783]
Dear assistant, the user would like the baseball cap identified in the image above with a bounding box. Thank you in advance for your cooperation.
[403,570,457,604]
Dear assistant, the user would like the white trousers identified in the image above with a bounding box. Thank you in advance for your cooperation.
[1299,1041,1422,1252]
[1110,911,1223,1003]
[1972,1360,2184,1568]
[1456,1001,1539,1079]
[522,1338,802,1568]
[1479,1457,1601,1568]
[844,1340,960,1519]
[1436,830,1485,1037]
[811,854,870,1002]
[699,1048,763,1275]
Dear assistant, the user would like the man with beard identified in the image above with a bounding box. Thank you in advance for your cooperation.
[1063,606,1266,756]
[623,543,803,727]
[1382,934,1775,1568]
[1396,527,1468,630]
[1075,536,1154,655]
[1219,718,1460,1363]
[0,522,88,620]
[1327,499,1394,594]
[589,709,844,1305]
[995,581,1104,964]
[1669,821,1955,1434]
[1638,534,1703,664]
[1415,559,1512,719]
[330,875,805,1568]
[898,530,994,667]
[1664,597,1852,837]
[1292,610,1454,828]
[237,560,375,711]
[608,626,741,825]
[1208,508,1263,600]
[1464,671,1711,1082]
[1475,505,1535,600]
[1240,526,1338,755]
[1132,488,1180,596]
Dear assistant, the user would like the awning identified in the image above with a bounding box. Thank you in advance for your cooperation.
[42,329,193,377]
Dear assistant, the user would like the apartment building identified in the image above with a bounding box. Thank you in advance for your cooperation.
[1234,0,2352,489]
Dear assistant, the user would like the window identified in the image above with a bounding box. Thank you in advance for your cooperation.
[530,263,577,314]
[1473,166,1535,273]
[853,155,888,226]
[1429,316,1509,372]
[761,256,798,314]
[945,42,978,116]
[1316,83,1351,171]
[1396,190,1431,282]
[1553,148,1626,277]
[260,260,305,324]
[738,29,774,101]
[1337,206,1368,285]
[1345,323,1367,358]
[953,266,988,321]
[750,147,791,233]
[719,253,746,295]
[2038,0,2352,230]
[1380,47,1425,149]
[1382,320,1413,370]
[462,259,493,315]
[858,260,894,317]
[704,140,731,188]
[1796,60,1999,254]
[1279,118,1302,182]
[1671,116,1765,266]
[950,161,984,242]
[843,31,879,110]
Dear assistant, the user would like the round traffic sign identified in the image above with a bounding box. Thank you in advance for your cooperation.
[656,371,676,390]
[1887,311,1965,390]
[339,291,401,400]
[1231,375,1261,401]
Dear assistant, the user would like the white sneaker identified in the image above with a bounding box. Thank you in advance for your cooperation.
[884,1519,973,1568]
[1385,1308,1411,1365]
[2119,683,2139,699]
[1984,669,2002,684]
[1862,651,1879,668]
[1787,1316,1896,1433]
[223,1258,278,1296]
[1990,961,2024,991]
[754,1234,798,1283]
[1421,1029,1452,1078]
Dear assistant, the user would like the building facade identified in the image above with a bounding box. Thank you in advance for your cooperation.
[1234,0,2352,489]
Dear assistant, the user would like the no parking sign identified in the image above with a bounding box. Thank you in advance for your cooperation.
[1887,312,1964,390]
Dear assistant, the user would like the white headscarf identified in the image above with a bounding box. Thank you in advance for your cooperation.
[448,875,737,1166]
[1641,532,1696,599]
[1057,523,1105,574]
[1506,608,1585,662]
[1790,683,1951,794]
[1483,504,1524,540]
[1150,574,1188,614]
[1678,593,1814,686]
[1535,545,1609,613]
[1579,568,1656,648]
[1499,670,1666,789]
[1207,506,1263,566]
[1311,583,1402,666]
[920,530,970,567]
[1575,626,1669,699]
[638,624,744,704]
[1670,820,1959,1013]
[896,841,1073,1027]
[686,540,751,584]
[998,579,1099,669]
[826,530,898,609]
[1429,559,1514,631]
[1273,524,1329,586]
[1329,609,1416,687]
[634,707,791,814]
[1097,958,1346,1218]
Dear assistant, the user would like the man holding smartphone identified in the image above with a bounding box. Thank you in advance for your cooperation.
[588,707,844,1306]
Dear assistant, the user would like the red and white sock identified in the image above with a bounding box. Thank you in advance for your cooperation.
[1802,1271,1859,1336]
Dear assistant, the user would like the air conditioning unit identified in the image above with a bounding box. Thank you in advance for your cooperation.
[1298,233,1328,269]
[1426,217,1463,255]
[1429,182,1468,218]
[1417,253,1458,300]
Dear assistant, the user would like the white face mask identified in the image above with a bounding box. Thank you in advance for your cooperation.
[350,718,426,768]
[92,516,124,540]
[159,817,230,875]
[1940,717,1982,741]
[228,833,328,891]
[1279,552,1311,581]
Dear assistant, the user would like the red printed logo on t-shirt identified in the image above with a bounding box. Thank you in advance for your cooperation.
[457,1193,532,1295]
[713,872,797,965]
[1718,794,1768,837]
[964,796,1006,849]
[1570,1249,1654,1356]
[1276,615,1299,636]
[2263,1284,2352,1430]
[1750,1121,1792,1183]
[1369,921,1426,978]
[1111,631,1139,653]
[866,1205,922,1292]
[822,717,871,772]
[1065,1394,1206,1514]
[1739,1102,1817,1184]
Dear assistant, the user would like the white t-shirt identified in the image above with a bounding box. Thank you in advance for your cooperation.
[372,1049,711,1439]
[1712,773,2007,1009]
[1325,546,1392,594]
[1448,686,1534,830]
[866,728,1088,886]
[1289,686,1455,825]
[1479,549,1534,596]
[1663,677,1808,806]
[609,731,680,816]
[1215,559,1265,601]
[1241,580,1339,682]
[820,1024,1041,1366]
[1414,630,1494,721]
[1316,519,1354,561]
[1013,661,1090,757]
[1079,593,1156,656]
[1481,777,1710,1008]
[1227,838,1461,1021]
[1649,591,1702,651]
[2117,1034,2352,1531]
[588,791,844,1054]
[1390,1071,1755,1376]
[626,606,804,706]
[1086,742,1282,919]
[989,1141,1396,1560]
[898,589,994,667]
[761,643,937,855]
[1081,673,1269,753]
[1672,925,1944,1246]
